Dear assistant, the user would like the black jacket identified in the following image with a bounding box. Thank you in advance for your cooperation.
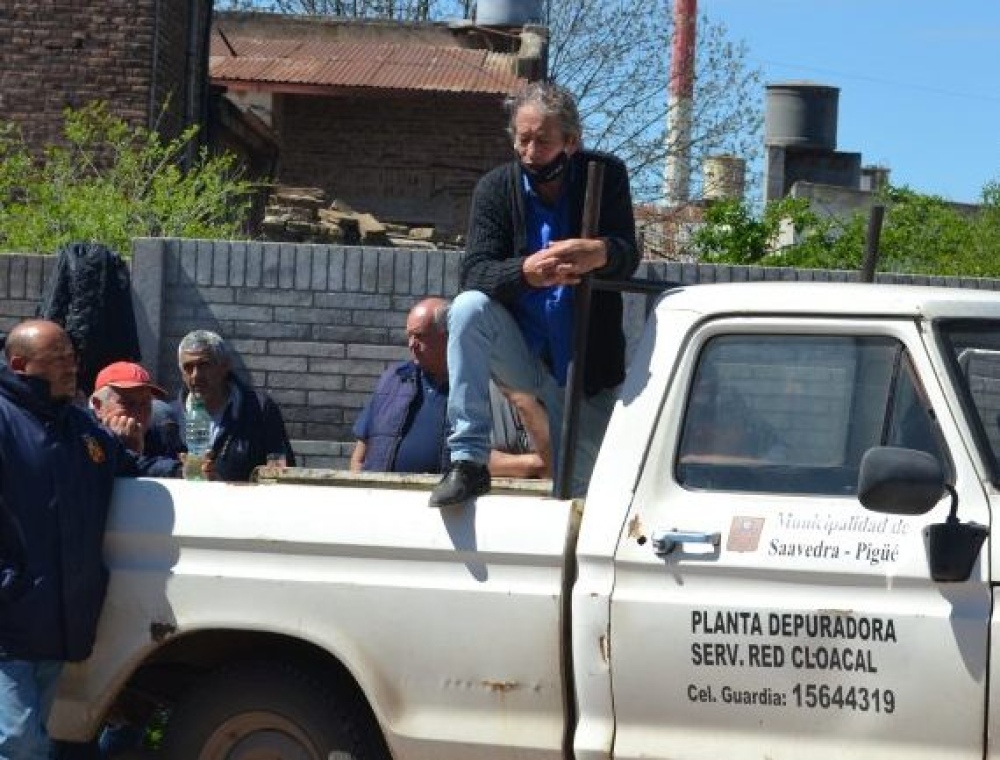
[0,364,120,662]
[124,399,185,478]
[461,149,640,395]
[37,242,141,395]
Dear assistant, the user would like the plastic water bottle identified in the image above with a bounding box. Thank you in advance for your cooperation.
[183,396,212,481]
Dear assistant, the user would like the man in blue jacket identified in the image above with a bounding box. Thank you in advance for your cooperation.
[350,298,551,478]
[0,319,122,759]
[350,298,452,474]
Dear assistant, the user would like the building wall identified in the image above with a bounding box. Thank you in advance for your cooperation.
[275,91,513,235]
[0,255,55,329]
[2,241,997,469]
[765,144,862,202]
[0,0,210,153]
[152,0,214,141]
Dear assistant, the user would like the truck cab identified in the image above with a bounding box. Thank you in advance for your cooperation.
[589,282,996,760]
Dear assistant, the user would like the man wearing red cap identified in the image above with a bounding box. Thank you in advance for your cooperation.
[90,361,184,477]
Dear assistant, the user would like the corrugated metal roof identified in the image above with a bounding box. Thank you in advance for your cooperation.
[210,33,525,95]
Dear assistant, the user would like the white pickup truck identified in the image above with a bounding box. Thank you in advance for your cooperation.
[51,281,1000,760]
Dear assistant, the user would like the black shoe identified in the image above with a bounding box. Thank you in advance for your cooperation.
[429,461,491,507]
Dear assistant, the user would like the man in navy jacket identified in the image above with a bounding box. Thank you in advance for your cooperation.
[174,330,295,482]
[0,320,122,759]
[351,298,551,479]
[350,298,451,474]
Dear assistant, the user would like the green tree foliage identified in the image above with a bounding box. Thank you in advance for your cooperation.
[0,102,255,256]
[695,185,1000,277]
[693,196,815,265]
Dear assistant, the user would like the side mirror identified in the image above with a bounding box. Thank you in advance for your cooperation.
[858,447,945,515]
[858,447,988,583]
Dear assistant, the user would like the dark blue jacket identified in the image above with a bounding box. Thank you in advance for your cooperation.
[90,399,184,478]
[0,363,120,662]
[353,361,449,473]
[136,399,185,477]
[173,374,295,482]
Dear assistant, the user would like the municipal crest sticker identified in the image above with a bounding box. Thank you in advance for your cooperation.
[727,516,765,553]
[83,435,106,465]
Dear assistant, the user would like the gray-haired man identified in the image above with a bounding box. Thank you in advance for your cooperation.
[172,330,295,481]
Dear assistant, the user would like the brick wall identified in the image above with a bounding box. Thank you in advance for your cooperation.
[4,241,1000,469]
[0,255,55,329]
[0,0,210,154]
[152,0,213,141]
[275,91,513,236]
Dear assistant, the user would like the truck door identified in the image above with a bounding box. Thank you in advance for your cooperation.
[608,320,990,760]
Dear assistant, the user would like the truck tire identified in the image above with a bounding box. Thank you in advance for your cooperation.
[160,661,385,760]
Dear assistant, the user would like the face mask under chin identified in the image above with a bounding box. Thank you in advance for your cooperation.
[523,151,569,186]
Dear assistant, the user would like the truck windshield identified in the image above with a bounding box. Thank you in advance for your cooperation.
[938,319,1000,484]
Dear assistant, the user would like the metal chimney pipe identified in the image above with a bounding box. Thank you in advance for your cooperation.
[664,0,696,206]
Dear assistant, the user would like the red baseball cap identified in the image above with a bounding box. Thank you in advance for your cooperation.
[94,361,167,399]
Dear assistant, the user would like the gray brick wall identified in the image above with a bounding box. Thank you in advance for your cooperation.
[0,255,56,327]
[133,239,460,468]
[3,240,1000,469]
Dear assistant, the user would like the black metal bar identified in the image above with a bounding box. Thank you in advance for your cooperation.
[860,204,886,283]
[591,278,682,294]
[555,161,604,499]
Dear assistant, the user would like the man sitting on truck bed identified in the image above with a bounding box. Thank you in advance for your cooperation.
[351,298,550,478]
[430,81,639,507]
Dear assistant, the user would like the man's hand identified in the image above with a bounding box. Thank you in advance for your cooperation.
[349,440,367,472]
[99,412,144,455]
[522,238,608,288]
[202,451,217,480]
[179,450,216,480]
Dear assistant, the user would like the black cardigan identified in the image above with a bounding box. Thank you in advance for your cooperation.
[461,149,640,395]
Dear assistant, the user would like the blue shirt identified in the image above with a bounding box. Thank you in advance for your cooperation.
[514,169,576,385]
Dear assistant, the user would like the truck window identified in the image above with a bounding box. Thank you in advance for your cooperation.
[938,319,1000,484]
[676,334,947,495]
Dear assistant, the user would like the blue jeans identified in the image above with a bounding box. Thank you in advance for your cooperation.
[446,290,616,497]
[0,659,63,760]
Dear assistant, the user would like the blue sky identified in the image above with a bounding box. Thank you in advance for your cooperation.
[703,0,999,204]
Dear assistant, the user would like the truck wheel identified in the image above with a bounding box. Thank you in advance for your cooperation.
[160,662,384,760]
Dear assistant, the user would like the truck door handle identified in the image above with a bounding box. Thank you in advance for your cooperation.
[651,530,721,557]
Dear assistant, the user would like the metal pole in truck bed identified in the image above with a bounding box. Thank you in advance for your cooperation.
[555,161,605,499]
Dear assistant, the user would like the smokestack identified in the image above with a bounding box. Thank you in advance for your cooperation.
[664,0,696,206]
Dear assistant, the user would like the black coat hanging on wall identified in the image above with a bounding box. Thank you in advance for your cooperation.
[37,242,141,396]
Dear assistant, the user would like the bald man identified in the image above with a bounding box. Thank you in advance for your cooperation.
[351,299,551,478]
[0,320,122,759]
[351,298,452,473]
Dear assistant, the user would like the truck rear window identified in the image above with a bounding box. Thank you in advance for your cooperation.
[676,334,947,495]
[938,319,1000,485]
